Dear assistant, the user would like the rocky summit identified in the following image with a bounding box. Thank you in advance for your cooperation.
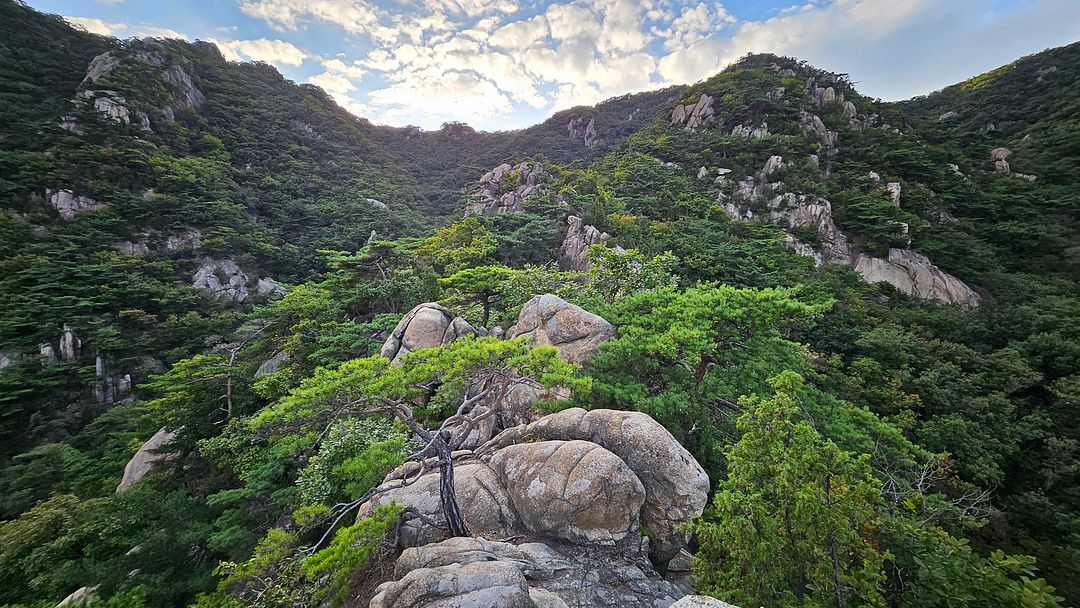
[0,2,1078,608]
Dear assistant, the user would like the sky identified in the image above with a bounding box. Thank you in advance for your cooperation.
[26,0,1080,131]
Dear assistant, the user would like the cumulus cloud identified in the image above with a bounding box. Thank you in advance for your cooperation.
[65,16,189,39]
[221,0,1080,127]
[211,38,310,66]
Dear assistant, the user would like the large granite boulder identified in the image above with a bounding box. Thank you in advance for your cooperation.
[481,408,710,565]
[670,94,714,130]
[854,249,982,307]
[558,215,610,272]
[372,536,683,608]
[506,295,616,365]
[192,258,251,303]
[566,116,598,147]
[491,440,646,544]
[671,596,741,608]
[116,428,177,493]
[379,303,479,364]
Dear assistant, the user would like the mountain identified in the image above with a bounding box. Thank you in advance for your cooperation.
[0,1,1078,607]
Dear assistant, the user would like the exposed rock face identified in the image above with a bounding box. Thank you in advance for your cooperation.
[363,407,708,607]
[94,354,132,404]
[506,294,616,365]
[379,303,479,363]
[481,408,710,565]
[163,65,206,108]
[82,52,120,84]
[164,229,201,252]
[116,428,176,493]
[466,162,550,216]
[39,342,57,365]
[842,100,858,118]
[670,94,714,130]
[56,586,97,607]
[799,110,837,146]
[558,215,610,272]
[254,350,290,378]
[255,277,286,299]
[59,325,81,361]
[671,596,740,608]
[192,258,251,302]
[491,440,646,544]
[566,116,598,147]
[365,197,387,209]
[887,182,902,207]
[46,189,104,220]
[854,249,982,307]
[731,121,769,139]
[812,86,837,107]
[77,90,130,123]
[115,240,150,256]
[373,536,685,608]
[723,192,981,306]
[0,351,15,370]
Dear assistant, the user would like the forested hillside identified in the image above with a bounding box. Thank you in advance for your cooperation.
[1,1,1078,607]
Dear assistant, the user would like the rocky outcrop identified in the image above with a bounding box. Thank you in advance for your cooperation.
[854,249,982,307]
[115,240,150,256]
[192,258,250,302]
[481,408,710,565]
[82,52,120,84]
[558,215,610,272]
[56,586,97,607]
[991,147,1012,173]
[362,407,709,607]
[162,64,206,108]
[723,190,981,306]
[94,354,132,404]
[39,342,57,365]
[77,90,130,124]
[566,116,598,147]
[799,110,837,146]
[255,277,286,299]
[164,229,201,252]
[671,597,740,608]
[887,182,902,207]
[372,536,685,608]
[465,162,550,216]
[365,197,387,209]
[379,303,479,363]
[59,325,81,361]
[254,350,290,378]
[506,294,616,364]
[812,85,837,107]
[730,121,769,139]
[116,427,176,493]
[46,189,104,220]
[670,94,714,130]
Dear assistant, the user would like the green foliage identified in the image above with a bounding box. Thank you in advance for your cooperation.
[694,372,887,608]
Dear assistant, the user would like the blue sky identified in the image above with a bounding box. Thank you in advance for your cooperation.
[28,0,1080,131]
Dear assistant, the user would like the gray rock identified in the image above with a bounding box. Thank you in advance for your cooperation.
[670,94,714,130]
[799,110,837,146]
[39,342,57,365]
[490,440,646,544]
[842,100,858,118]
[163,65,206,108]
[506,295,616,365]
[938,111,959,121]
[254,350,290,378]
[558,215,610,272]
[0,351,16,370]
[193,258,251,302]
[56,586,97,607]
[854,249,982,307]
[366,197,388,209]
[78,90,130,123]
[887,182,902,207]
[59,116,82,134]
[482,408,710,565]
[379,303,479,364]
[164,229,201,252]
[371,560,536,608]
[671,596,740,608]
[59,325,81,361]
[115,240,150,256]
[94,354,132,404]
[255,277,286,299]
[466,162,550,216]
[117,428,176,493]
[566,116,598,147]
[46,189,104,220]
[990,147,1012,161]
[82,52,121,84]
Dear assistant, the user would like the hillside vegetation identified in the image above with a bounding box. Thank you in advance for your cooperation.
[1,2,1078,607]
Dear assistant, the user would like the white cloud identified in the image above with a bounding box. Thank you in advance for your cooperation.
[64,16,129,36]
[230,0,1080,127]
[64,16,188,39]
[210,38,310,66]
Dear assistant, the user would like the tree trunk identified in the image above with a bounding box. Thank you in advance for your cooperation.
[435,430,470,537]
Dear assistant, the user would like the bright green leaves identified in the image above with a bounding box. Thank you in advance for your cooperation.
[695,372,887,608]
